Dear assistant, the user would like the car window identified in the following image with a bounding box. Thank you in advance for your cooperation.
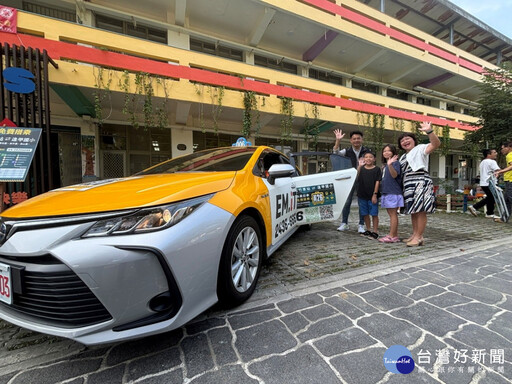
[137,147,256,175]
[253,151,299,178]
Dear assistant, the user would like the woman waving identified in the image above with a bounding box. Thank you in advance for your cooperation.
[398,122,441,247]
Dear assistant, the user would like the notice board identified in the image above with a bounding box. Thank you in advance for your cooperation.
[0,127,42,182]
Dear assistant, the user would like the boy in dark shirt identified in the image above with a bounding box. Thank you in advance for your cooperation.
[357,151,382,239]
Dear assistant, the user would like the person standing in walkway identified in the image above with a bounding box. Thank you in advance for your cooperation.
[496,141,512,218]
[398,122,441,247]
[468,149,501,218]
[357,151,382,239]
[378,144,403,243]
[333,129,370,233]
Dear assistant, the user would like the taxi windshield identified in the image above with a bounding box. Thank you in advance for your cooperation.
[136,147,257,175]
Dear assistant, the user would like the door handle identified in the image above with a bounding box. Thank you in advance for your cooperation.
[335,175,352,181]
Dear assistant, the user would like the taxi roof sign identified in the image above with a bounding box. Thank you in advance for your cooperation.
[232,137,252,147]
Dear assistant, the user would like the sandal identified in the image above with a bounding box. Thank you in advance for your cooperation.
[379,236,400,243]
[406,238,424,247]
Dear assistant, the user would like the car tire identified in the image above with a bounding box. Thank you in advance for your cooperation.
[217,215,263,307]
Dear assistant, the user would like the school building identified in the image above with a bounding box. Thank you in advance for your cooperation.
[1,0,511,205]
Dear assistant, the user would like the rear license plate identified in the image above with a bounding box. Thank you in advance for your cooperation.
[0,262,12,305]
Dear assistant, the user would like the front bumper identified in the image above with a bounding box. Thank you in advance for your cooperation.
[0,203,234,344]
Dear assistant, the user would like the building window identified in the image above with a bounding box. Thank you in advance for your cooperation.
[23,1,76,22]
[387,89,409,101]
[309,69,343,85]
[95,15,167,44]
[254,55,298,75]
[416,97,432,106]
[100,125,172,176]
[352,80,379,94]
[192,131,243,151]
[254,137,298,153]
[190,39,243,62]
[307,141,332,152]
[446,104,456,112]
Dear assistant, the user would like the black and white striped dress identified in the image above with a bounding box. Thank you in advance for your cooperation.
[399,153,435,214]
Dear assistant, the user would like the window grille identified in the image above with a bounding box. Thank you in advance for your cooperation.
[254,55,298,75]
[23,1,76,22]
[95,14,167,44]
[190,39,243,62]
[387,88,409,100]
[102,152,125,179]
[309,69,343,85]
[416,97,432,106]
[352,80,379,94]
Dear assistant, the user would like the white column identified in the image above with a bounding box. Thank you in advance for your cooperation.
[171,128,194,157]
[244,51,255,65]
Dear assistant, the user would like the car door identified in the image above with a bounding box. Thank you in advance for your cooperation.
[261,151,356,246]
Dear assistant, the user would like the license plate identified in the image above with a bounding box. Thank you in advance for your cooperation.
[0,262,12,305]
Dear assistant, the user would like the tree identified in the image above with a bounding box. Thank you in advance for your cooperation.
[464,63,512,153]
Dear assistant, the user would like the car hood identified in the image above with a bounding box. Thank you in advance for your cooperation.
[2,172,236,218]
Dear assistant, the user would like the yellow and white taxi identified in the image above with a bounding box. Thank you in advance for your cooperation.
[0,145,355,344]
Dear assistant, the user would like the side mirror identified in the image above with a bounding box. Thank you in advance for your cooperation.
[267,164,295,185]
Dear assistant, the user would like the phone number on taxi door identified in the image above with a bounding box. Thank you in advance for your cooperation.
[274,211,304,238]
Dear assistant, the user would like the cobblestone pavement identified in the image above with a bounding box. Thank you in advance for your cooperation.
[1,210,511,383]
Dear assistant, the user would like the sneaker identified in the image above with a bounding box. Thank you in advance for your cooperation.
[337,223,349,231]
[358,224,365,234]
[468,206,478,217]
[369,232,379,239]
[361,230,371,237]
[485,214,495,218]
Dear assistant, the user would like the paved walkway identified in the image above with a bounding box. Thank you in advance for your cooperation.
[0,210,511,383]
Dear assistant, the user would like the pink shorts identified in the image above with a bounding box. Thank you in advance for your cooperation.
[381,194,404,208]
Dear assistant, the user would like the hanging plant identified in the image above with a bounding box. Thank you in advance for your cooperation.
[413,121,423,137]
[303,103,320,147]
[253,96,263,138]
[131,72,156,130]
[143,75,154,129]
[118,70,131,116]
[199,103,205,133]
[359,112,384,153]
[120,72,171,130]
[194,83,203,95]
[242,91,257,138]
[373,113,385,154]
[391,117,405,145]
[93,67,112,126]
[441,125,451,157]
[209,86,224,134]
[155,76,170,130]
[280,97,294,145]
[131,72,143,129]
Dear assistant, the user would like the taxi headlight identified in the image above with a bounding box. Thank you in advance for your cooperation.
[82,194,213,237]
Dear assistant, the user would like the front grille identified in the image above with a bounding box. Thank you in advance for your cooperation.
[0,259,112,328]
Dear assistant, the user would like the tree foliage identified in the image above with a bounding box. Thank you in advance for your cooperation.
[464,63,512,152]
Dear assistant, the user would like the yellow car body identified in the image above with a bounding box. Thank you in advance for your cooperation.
[0,145,356,344]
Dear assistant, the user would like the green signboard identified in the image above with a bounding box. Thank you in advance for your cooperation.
[0,127,42,182]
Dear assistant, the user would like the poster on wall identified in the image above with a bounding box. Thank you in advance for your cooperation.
[0,7,17,34]
[81,135,97,182]
[0,127,42,182]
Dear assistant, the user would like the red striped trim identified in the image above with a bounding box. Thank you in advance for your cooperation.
[1,32,477,131]
[301,0,483,74]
